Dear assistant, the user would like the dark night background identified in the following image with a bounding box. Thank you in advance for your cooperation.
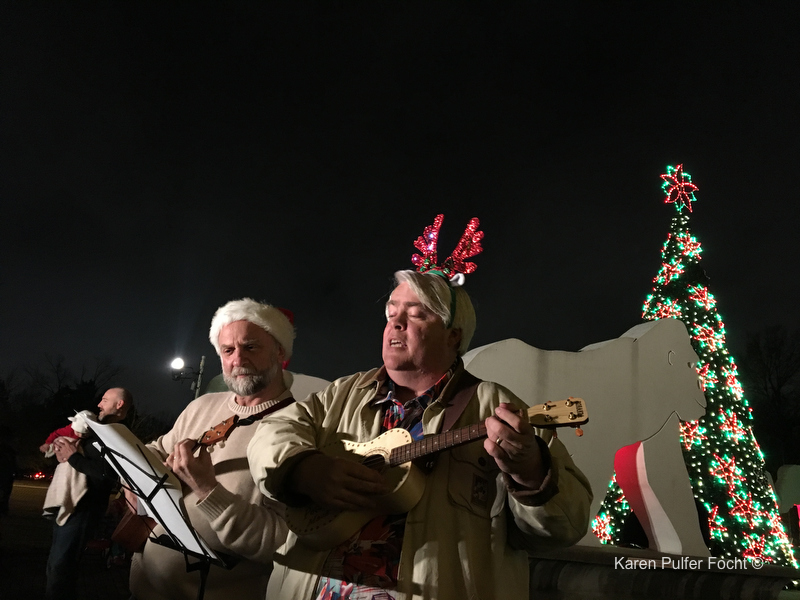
[2,2,798,432]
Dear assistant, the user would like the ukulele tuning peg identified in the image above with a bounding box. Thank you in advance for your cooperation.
[574,427,584,437]
[207,445,215,453]
[218,441,225,449]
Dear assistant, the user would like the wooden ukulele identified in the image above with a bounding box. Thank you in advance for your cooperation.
[286,397,588,550]
[194,415,239,451]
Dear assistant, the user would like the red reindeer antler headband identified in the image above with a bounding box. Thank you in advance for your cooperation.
[411,214,484,287]
[409,214,483,328]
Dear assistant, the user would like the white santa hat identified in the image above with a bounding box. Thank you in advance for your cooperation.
[208,298,295,360]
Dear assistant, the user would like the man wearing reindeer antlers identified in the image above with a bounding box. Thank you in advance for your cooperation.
[248,216,592,600]
[129,299,293,600]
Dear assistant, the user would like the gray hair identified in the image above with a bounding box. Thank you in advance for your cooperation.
[390,270,476,355]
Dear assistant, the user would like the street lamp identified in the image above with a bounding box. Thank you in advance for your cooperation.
[170,355,206,399]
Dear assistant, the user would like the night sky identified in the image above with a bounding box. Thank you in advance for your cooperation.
[3,3,799,417]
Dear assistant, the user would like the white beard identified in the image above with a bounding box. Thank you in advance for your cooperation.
[224,363,279,397]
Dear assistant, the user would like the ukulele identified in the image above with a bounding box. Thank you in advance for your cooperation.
[286,397,588,550]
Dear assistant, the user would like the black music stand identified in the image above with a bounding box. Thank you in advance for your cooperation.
[85,418,232,600]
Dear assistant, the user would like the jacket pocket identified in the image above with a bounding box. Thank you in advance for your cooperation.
[446,444,504,519]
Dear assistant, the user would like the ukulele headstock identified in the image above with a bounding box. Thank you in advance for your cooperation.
[198,416,239,449]
[526,397,588,430]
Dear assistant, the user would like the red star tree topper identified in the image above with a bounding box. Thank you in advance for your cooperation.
[661,164,699,212]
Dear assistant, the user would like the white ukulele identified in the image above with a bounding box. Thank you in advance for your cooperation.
[286,397,588,550]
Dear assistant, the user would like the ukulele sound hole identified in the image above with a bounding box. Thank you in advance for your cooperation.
[362,453,388,473]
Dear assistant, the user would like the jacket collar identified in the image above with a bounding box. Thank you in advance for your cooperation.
[356,359,471,401]
[355,365,387,390]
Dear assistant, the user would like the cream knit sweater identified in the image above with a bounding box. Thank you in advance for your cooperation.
[129,391,289,600]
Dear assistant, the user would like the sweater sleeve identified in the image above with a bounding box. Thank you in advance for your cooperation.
[145,398,204,460]
[192,484,288,564]
[146,421,182,461]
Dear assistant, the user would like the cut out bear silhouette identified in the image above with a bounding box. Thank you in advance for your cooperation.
[463,318,709,554]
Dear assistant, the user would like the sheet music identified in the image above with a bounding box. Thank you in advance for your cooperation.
[85,419,219,561]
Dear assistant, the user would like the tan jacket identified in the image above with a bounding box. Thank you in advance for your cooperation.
[248,362,592,600]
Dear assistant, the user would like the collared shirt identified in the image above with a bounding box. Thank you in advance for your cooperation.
[374,366,454,441]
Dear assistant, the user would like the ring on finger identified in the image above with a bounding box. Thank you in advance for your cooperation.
[495,437,502,446]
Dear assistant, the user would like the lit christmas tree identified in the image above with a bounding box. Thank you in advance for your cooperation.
[592,165,796,567]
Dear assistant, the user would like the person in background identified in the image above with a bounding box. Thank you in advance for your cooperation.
[46,387,133,600]
[0,441,16,517]
[40,410,96,523]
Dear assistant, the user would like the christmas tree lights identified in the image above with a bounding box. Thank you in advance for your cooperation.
[592,165,797,566]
